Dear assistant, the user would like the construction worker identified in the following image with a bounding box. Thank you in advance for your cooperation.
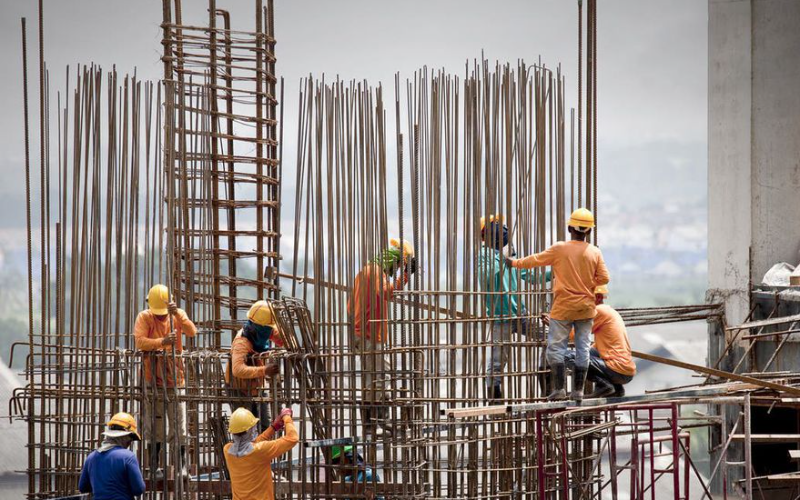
[224,407,298,500]
[330,445,384,500]
[134,284,197,479]
[226,300,283,429]
[78,412,145,500]
[561,285,636,398]
[478,214,549,404]
[347,238,416,437]
[506,208,610,401]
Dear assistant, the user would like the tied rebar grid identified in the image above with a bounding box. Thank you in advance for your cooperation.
[161,0,282,347]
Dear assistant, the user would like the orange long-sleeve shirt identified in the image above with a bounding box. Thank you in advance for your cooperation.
[347,263,407,344]
[592,305,636,376]
[224,417,299,500]
[225,328,283,395]
[512,240,610,321]
[134,309,197,387]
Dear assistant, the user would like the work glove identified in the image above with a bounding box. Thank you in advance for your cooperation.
[271,408,293,432]
[406,257,417,275]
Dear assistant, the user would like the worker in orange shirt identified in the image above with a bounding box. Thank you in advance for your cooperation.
[224,407,298,500]
[347,238,416,437]
[135,284,197,479]
[226,300,283,430]
[571,285,635,398]
[507,208,610,401]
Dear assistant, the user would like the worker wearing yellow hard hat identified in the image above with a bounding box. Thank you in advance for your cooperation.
[478,213,550,404]
[78,412,145,499]
[347,237,417,437]
[226,300,286,431]
[134,284,197,480]
[553,285,636,399]
[224,407,298,500]
[506,208,610,402]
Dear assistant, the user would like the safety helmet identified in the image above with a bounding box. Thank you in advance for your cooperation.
[568,208,595,232]
[331,445,354,461]
[595,285,608,296]
[247,300,277,328]
[147,284,170,315]
[389,238,414,260]
[104,412,141,440]
[479,214,503,231]
[228,407,259,434]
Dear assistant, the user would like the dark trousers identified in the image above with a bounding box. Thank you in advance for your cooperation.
[228,387,271,433]
[565,348,633,386]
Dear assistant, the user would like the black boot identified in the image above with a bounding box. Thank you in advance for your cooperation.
[571,367,588,402]
[487,384,503,405]
[612,384,625,398]
[149,443,164,481]
[547,364,567,401]
[179,446,190,479]
[587,375,615,399]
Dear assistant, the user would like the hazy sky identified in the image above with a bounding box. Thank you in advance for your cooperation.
[0,0,707,228]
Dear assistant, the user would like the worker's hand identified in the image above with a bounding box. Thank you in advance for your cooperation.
[405,257,417,275]
[161,331,177,347]
[264,362,280,377]
[167,301,178,315]
[504,255,516,269]
[270,413,285,432]
[540,313,550,327]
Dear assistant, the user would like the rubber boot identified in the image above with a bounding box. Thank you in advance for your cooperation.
[149,443,164,481]
[487,384,503,405]
[612,384,625,398]
[587,375,615,399]
[571,367,588,402]
[179,446,190,479]
[547,364,567,401]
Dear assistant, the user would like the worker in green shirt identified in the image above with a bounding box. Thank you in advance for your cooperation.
[477,214,549,404]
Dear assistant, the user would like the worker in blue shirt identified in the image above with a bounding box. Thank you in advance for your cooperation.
[78,412,146,500]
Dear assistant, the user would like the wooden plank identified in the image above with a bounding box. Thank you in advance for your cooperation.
[442,386,731,418]
[631,350,800,398]
[730,434,800,443]
[788,450,800,460]
[727,313,800,331]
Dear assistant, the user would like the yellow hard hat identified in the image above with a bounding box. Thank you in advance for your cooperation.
[229,407,259,434]
[568,208,595,230]
[480,214,503,231]
[595,285,608,295]
[105,412,141,440]
[147,284,170,315]
[247,300,276,327]
[389,238,414,259]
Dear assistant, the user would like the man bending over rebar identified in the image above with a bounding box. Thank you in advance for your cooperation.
[548,285,636,398]
[478,214,549,404]
[135,284,197,480]
[226,300,284,430]
[347,238,416,437]
[506,208,609,402]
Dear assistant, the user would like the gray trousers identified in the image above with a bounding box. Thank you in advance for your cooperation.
[486,318,531,389]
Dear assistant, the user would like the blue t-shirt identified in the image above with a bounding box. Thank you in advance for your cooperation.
[78,447,146,500]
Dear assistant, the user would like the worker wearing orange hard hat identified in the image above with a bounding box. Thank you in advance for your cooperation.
[78,412,145,500]
[134,284,197,479]
[226,300,286,430]
[506,208,610,402]
[347,237,416,437]
[224,407,298,500]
